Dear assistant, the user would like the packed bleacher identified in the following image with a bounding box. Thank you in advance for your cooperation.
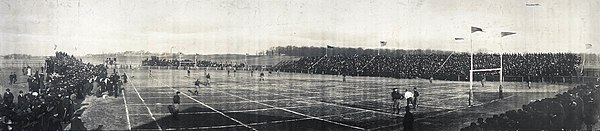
[275,53,581,82]
[461,83,600,130]
[142,56,246,68]
[1,52,108,130]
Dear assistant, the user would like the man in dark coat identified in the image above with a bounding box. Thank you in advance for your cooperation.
[4,89,14,107]
[16,90,26,110]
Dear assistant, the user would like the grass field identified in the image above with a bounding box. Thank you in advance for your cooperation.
[63,68,573,131]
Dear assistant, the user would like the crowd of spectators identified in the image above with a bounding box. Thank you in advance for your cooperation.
[142,57,246,68]
[1,52,107,130]
[275,53,581,81]
[461,82,600,130]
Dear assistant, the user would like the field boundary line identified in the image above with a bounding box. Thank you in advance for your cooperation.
[151,77,258,131]
[119,69,133,130]
[129,76,163,130]
[163,109,370,130]
[122,89,132,130]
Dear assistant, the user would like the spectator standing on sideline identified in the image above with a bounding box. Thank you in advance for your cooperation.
[16,90,26,109]
[4,89,14,107]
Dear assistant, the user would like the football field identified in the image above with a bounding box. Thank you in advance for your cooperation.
[115,68,570,130]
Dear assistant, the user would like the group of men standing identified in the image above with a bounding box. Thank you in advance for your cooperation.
[391,87,420,131]
[8,72,17,85]
[391,87,420,114]
[92,72,127,98]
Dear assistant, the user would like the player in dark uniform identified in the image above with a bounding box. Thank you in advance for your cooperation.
[481,77,486,87]
[413,87,420,110]
[205,73,211,86]
[122,73,128,83]
[187,70,190,77]
[171,91,181,119]
[191,79,200,95]
[391,88,403,114]
[259,72,265,81]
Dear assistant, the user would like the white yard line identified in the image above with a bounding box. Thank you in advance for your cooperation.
[129,77,163,130]
[163,110,369,130]
[210,88,366,130]
[122,91,132,130]
[125,97,321,106]
[151,77,258,131]
[120,69,133,130]
[160,74,365,130]
[130,105,316,116]
[369,95,516,130]
[248,88,403,117]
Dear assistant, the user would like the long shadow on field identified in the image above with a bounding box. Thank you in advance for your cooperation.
[132,107,359,130]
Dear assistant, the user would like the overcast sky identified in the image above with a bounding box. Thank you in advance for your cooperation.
[0,0,598,56]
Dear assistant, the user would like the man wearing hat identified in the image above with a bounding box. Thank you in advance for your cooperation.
[17,90,26,110]
[3,89,14,108]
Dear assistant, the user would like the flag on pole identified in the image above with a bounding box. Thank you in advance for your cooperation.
[454,38,465,41]
[585,44,592,49]
[471,26,484,33]
[327,45,334,48]
[380,41,387,47]
[501,32,516,37]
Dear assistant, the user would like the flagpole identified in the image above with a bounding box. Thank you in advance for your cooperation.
[469,31,473,107]
[500,36,503,98]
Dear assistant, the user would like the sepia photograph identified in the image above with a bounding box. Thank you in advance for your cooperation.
[0,0,599,130]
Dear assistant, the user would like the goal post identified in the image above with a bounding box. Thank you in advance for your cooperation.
[469,61,504,106]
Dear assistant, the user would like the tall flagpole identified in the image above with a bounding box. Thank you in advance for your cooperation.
[500,36,504,98]
[469,32,473,106]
